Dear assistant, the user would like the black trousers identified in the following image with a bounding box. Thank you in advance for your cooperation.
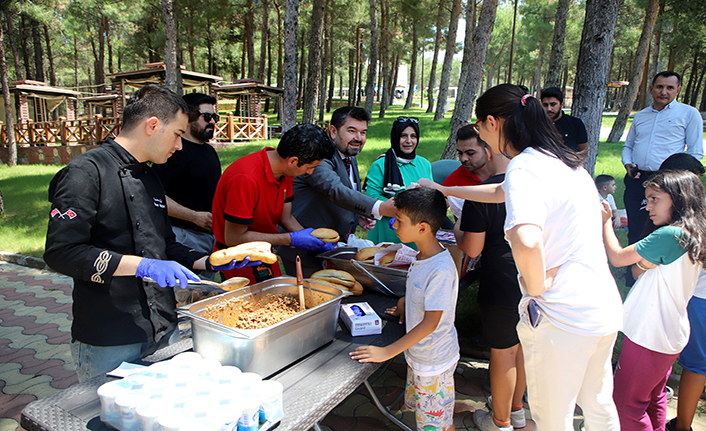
[623,173,650,246]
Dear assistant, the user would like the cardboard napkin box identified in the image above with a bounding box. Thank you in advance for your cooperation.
[340,302,382,336]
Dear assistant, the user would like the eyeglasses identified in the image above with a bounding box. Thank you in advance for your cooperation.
[200,112,220,123]
[396,116,419,124]
[471,118,483,134]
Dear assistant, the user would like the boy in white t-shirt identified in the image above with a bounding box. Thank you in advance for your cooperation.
[596,174,621,229]
[351,186,459,431]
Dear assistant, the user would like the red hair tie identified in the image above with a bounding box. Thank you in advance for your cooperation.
[521,94,533,106]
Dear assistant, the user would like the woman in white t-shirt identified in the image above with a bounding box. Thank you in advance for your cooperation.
[420,84,622,431]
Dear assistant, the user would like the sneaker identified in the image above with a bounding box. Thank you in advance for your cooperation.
[486,395,527,429]
[474,409,513,431]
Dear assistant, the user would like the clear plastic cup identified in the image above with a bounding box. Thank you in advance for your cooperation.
[237,397,261,431]
[258,380,284,422]
[97,380,133,428]
[115,390,150,431]
[136,400,170,431]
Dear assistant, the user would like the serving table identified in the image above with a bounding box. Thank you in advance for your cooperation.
[21,291,412,431]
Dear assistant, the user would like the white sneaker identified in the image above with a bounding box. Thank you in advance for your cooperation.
[486,395,527,429]
[473,409,513,431]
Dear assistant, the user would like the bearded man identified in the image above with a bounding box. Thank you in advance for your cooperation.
[152,92,222,279]
[278,106,397,277]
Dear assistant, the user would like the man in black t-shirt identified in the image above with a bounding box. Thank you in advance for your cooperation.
[152,93,222,279]
[541,86,588,157]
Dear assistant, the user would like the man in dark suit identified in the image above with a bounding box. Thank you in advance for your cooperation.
[279,106,396,276]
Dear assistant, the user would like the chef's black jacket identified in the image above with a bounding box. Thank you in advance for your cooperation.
[44,138,205,346]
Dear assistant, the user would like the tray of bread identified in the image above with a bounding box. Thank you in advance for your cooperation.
[317,247,407,297]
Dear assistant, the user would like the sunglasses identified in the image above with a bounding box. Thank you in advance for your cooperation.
[396,116,419,124]
[200,112,220,123]
[471,118,483,134]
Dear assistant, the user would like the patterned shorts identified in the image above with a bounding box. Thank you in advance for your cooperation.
[404,363,456,431]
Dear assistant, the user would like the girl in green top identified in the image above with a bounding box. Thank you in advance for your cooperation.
[364,116,433,246]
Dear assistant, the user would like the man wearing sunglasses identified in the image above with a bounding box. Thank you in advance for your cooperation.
[152,93,222,280]
[279,106,397,277]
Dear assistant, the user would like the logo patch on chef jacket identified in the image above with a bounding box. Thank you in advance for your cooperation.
[153,197,165,209]
[50,207,77,219]
[91,250,111,284]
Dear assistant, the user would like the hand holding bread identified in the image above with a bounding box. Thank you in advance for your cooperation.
[209,241,278,267]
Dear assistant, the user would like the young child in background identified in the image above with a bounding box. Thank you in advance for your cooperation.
[601,170,706,431]
[351,186,459,431]
[596,174,621,229]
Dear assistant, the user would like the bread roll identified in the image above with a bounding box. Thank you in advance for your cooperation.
[310,269,356,288]
[379,252,395,266]
[312,228,340,243]
[351,280,364,296]
[354,246,381,263]
[210,241,278,266]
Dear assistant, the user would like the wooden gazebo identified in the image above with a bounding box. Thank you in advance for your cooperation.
[107,62,223,117]
[212,80,283,140]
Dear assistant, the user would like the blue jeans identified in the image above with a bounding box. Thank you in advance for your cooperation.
[70,328,180,382]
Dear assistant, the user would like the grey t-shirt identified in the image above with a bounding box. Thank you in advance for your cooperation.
[403,248,460,374]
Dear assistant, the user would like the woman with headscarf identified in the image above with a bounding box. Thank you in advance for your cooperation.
[364,116,433,246]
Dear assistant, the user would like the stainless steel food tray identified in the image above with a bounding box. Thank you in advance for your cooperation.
[317,247,407,297]
[177,276,350,377]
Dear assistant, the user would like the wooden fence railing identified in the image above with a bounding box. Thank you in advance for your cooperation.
[0,114,268,147]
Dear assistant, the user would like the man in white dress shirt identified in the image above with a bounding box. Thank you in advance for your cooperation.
[622,71,703,250]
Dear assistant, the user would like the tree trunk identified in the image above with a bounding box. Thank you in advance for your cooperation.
[298,35,306,109]
[364,0,379,115]
[95,15,107,93]
[274,0,283,117]
[606,0,658,143]
[355,27,363,106]
[326,35,335,112]
[691,62,705,108]
[404,22,418,110]
[162,0,181,94]
[19,14,32,79]
[458,0,477,88]
[74,37,79,90]
[434,0,463,120]
[317,14,328,123]
[348,49,355,106]
[507,0,518,82]
[533,42,545,95]
[442,0,499,159]
[378,0,390,118]
[2,11,21,80]
[644,0,663,108]
[426,0,446,113]
[572,0,623,176]
[684,51,698,105]
[42,25,56,86]
[301,0,325,123]
[245,0,256,78]
[390,53,399,107]
[1,17,17,166]
[282,0,299,131]
[258,0,269,81]
[31,18,45,83]
[545,0,570,88]
[107,22,114,74]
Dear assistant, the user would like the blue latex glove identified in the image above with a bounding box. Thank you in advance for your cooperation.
[210,256,263,272]
[135,258,200,288]
[321,243,336,252]
[289,227,326,251]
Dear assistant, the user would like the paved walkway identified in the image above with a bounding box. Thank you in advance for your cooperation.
[1,260,704,431]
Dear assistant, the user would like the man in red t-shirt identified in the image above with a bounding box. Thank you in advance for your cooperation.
[443,125,492,187]
[212,124,335,283]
